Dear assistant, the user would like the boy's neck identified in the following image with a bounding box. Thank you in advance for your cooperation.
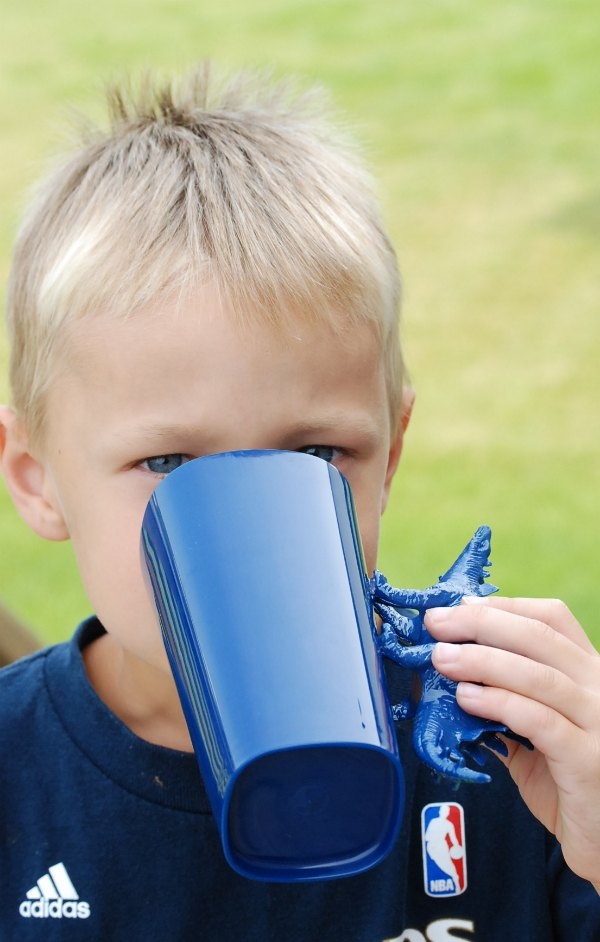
[82,632,194,753]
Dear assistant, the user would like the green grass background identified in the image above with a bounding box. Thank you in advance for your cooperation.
[0,0,598,645]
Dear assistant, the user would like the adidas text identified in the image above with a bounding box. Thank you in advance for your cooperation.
[19,862,91,920]
[19,899,90,919]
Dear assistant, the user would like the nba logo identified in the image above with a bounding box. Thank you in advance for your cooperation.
[421,802,467,897]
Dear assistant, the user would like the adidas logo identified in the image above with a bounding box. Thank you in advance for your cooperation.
[19,862,90,920]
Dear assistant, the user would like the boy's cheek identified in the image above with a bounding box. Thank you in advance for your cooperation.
[351,484,386,574]
[358,516,381,575]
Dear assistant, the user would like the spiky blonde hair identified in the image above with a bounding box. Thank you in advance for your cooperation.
[6,64,405,444]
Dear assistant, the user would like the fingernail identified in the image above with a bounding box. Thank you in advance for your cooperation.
[461,595,487,605]
[433,642,459,665]
[424,607,450,624]
[457,682,483,701]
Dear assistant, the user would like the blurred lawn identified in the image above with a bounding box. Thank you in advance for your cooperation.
[0,0,598,645]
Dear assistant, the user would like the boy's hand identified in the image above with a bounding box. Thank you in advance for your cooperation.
[426,597,600,891]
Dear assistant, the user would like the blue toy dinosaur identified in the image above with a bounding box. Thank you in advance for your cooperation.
[371,525,529,784]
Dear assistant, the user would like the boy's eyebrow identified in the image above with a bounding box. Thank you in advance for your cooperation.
[118,413,382,448]
[130,422,205,442]
[284,414,382,442]
[109,422,200,448]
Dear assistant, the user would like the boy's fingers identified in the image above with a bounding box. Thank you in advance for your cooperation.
[426,602,599,685]
[463,596,594,650]
[455,682,592,770]
[433,642,595,729]
[433,643,598,732]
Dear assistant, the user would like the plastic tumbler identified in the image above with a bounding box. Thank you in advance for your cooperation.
[141,449,404,882]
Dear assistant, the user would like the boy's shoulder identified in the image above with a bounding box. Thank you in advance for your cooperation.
[0,624,94,745]
[0,641,62,737]
[0,620,98,693]
[0,643,51,693]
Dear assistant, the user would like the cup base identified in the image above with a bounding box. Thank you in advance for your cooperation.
[226,744,403,882]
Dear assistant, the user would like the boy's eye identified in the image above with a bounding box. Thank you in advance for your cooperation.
[141,454,189,475]
[297,445,338,463]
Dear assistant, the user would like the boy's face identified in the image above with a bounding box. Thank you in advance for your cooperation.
[12,283,408,677]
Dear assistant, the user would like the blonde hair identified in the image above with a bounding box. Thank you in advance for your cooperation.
[6,64,405,444]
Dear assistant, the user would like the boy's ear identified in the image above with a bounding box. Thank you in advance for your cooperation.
[0,406,69,542]
[381,387,414,513]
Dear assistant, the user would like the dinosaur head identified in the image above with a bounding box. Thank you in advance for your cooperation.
[438,525,497,597]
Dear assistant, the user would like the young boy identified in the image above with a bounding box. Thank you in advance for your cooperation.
[1,65,599,940]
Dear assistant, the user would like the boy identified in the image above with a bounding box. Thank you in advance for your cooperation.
[0,65,599,940]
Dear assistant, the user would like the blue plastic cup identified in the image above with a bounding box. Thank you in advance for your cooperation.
[141,450,404,882]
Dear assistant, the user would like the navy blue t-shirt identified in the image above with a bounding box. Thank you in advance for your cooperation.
[0,618,598,940]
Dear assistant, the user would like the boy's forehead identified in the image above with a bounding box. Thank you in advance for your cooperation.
[61,283,385,370]
[42,287,391,441]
